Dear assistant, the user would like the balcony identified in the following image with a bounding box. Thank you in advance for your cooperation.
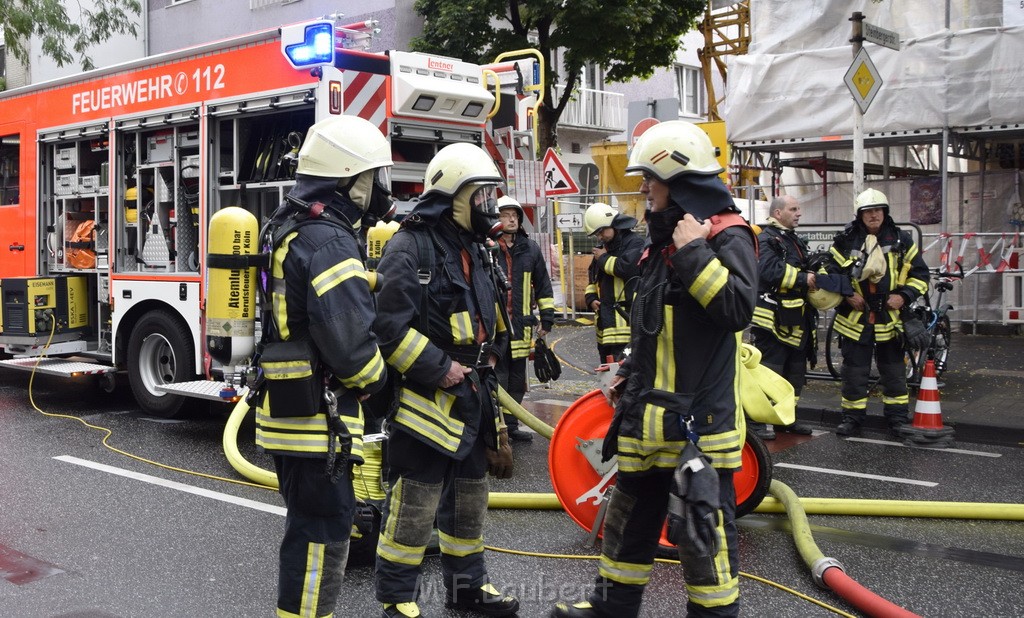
[554,85,626,134]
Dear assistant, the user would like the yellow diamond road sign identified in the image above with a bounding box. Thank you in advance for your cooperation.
[844,48,883,114]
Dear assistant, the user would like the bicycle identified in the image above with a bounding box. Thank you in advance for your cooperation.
[904,265,964,386]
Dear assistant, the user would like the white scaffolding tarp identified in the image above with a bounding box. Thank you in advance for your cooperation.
[724,5,1024,143]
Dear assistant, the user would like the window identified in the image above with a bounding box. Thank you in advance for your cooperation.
[675,65,706,117]
[1,134,20,205]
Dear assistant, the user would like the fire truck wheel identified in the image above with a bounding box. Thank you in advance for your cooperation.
[127,309,194,418]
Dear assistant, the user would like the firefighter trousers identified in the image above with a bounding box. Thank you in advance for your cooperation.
[585,469,739,618]
[272,455,355,618]
[839,336,910,423]
[495,349,527,430]
[375,426,491,603]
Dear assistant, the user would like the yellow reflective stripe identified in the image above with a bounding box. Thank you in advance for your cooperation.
[394,389,462,453]
[603,255,618,275]
[378,479,428,566]
[387,328,430,373]
[643,403,665,446]
[654,306,674,390]
[585,283,597,295]
[449,311,475,345]
[834,313,864,339]
[537,297,555,310]
[298,542,326,618]
[882,394,909,405]
[842,396,868,411]
[781,263,799,292]
[830,246,852,268]
[906,277,928,295]
[437,531,484,557]
[256,408,329,431]
[262,359,313,380]
[340,351,386,391]
[311,258,366,297]
[600,326,631,345]
[689,258,729,308]
[272,232,299,340]
[520,273,533,316]
[705,448,743,469]
[781,298,804,309]
[598,556,652,585]
[495,302,508,333]
[751,306,775,330]
[698,427,743,450]
[686,576,739,608]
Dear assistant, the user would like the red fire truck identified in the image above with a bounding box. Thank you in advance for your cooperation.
[0,17,541,416]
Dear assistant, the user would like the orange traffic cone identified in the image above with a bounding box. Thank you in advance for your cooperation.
[898,360,955,447]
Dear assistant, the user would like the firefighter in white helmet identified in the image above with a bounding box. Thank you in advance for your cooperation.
[582,201,642,364]
[372,142,519,618]
[824,188,929,437]
[254,115,393,618]
[494,195,555,442]
[552,120,757,618]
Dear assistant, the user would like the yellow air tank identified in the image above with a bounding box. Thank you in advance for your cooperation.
[206,207,259,372]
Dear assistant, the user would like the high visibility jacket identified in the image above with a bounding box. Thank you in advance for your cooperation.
[826,220,929,344]
[255,200,386,461]
[584,229,643,347]
[497,230,555,359]
[751,221,815,348]
[372,205,509,459]
[612,224,758,472]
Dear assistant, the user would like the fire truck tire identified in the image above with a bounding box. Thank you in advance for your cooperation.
[127,309,195,418]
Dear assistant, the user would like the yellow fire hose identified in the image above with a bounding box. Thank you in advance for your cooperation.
[224,385,1024,521]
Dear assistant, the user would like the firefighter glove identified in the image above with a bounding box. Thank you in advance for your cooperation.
[486,427,514,479]
[901,311,930,350]
[666,441,721,557]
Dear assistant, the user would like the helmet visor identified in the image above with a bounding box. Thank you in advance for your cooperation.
[470,184,498,216]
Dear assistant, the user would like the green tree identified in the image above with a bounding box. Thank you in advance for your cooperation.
[410,0,705,154]
[1,0,142,71]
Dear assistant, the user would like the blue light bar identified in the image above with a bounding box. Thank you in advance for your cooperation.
[281,21,336,69]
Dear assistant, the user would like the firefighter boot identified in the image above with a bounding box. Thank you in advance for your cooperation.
[382,601,421,617]
[750,421,775,441]
[550,601,606,617]
[836,416,862,437]
[779,421,813,435]
[445,582,519,616]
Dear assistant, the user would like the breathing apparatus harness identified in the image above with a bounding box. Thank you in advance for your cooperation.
[249,193,357,482]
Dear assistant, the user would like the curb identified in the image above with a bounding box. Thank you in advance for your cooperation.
[796,405,1024,448]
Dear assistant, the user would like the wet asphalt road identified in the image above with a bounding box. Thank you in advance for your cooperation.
[1,322,1022,617]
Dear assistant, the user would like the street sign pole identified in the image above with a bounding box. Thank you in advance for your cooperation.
[851,12,865,198]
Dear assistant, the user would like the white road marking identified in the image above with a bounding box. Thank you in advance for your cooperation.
[54,455,286,516]
[774,462,939,487]
[847,437,1002,457]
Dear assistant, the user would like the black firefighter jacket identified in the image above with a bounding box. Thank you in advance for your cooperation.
[497,230,555,360]
[372,200,509,459]
[751,221,815,348]
[585,228,644,348]
[612,225,758,473]
[255,198,386,461]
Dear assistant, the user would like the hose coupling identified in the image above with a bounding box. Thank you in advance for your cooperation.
[810,556,845,589]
